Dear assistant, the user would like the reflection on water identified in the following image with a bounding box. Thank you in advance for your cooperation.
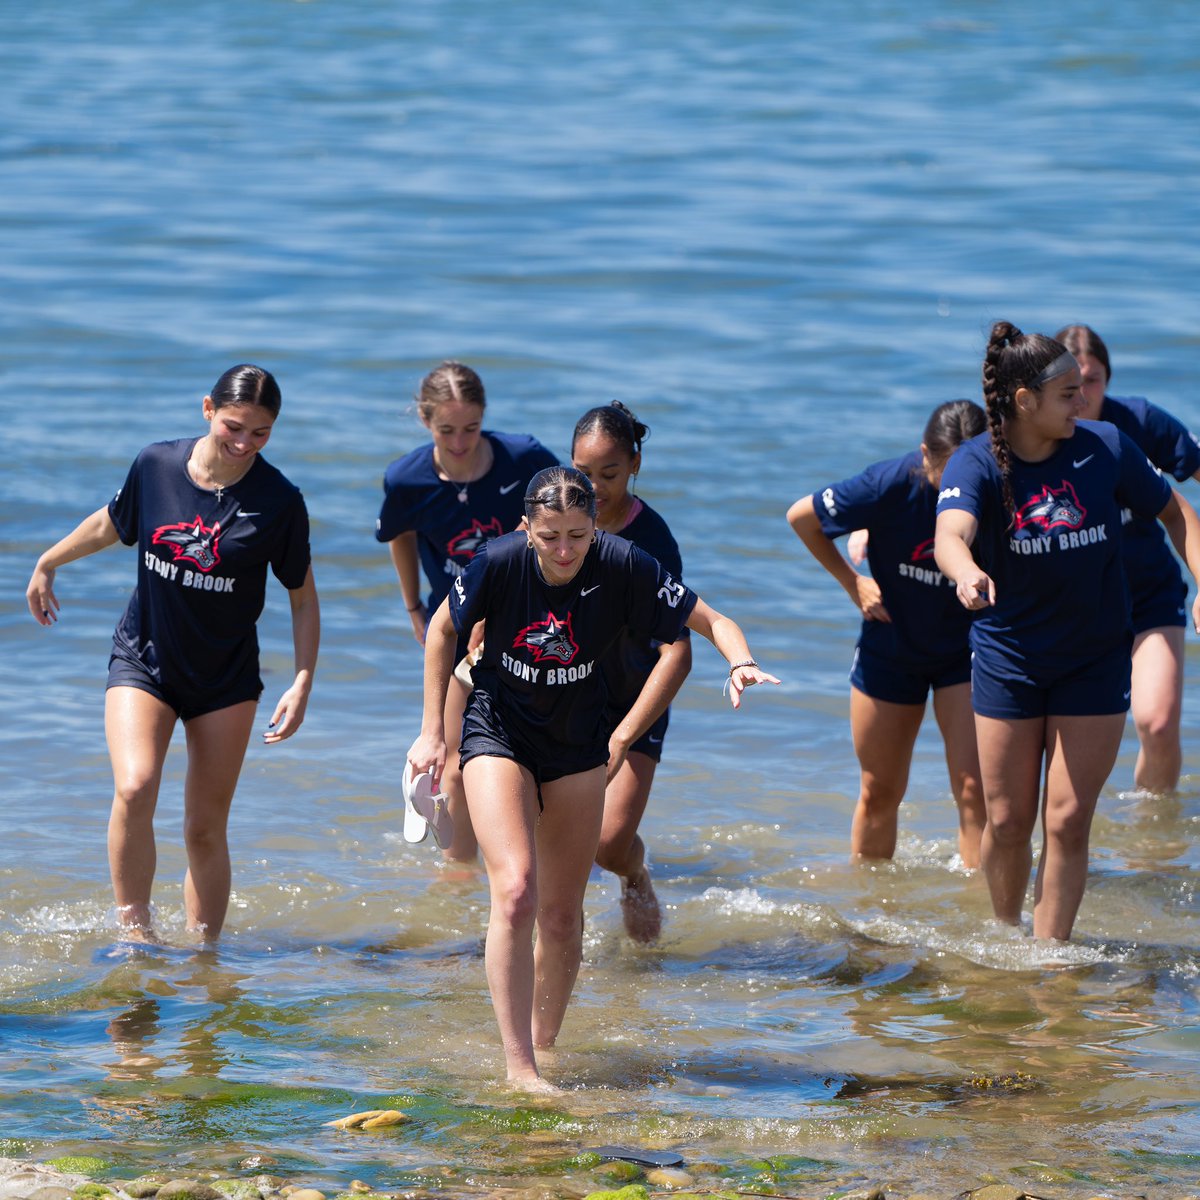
[4,0,1200,1194]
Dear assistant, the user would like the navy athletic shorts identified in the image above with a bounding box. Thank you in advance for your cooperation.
[106,650,263,723]
[970,643,1132,720]
[459,686,608,785]
[849,643,972,706]
[1131,570,1188,635]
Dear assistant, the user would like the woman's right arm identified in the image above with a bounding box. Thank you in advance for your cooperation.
[934,509,994,610]
[388,531,428,645]
[405,597,458,788]
[26,506,121,626]
[786,495,889,622]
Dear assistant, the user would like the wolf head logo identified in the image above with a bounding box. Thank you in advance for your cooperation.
[152,516,221,571]
[513,611,578,665]
[1014,481,1086,534]
[448,517,504,560]
[910,537,936,563]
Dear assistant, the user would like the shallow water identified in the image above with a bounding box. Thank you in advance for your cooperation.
[4,1,1200,1195]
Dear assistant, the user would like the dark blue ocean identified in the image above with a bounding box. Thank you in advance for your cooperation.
[3,3,1200,1195]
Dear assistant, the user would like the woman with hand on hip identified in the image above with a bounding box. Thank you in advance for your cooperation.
[1056,323,1200,794]
[26,364,318,940]
[376,362,556,861]
[407,466,778,1090]
[788,400,987,867]
[935,323,1200,941]
[571,401,692,941]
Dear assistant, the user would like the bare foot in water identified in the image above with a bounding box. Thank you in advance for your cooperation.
[620,868,662,943]
[507,1073,563,1096]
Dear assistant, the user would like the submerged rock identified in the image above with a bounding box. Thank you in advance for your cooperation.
[962,1187,1027,1200]
[582,1188,649,1200]
[643,1168,694,1189]
[122,1181,166,1199]
[155,1182,225,1200]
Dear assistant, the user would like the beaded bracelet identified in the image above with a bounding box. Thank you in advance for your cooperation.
[728,659,757,675]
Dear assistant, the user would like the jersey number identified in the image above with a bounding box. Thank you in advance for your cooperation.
[658,577,685,609]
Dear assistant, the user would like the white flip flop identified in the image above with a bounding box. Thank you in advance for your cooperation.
[408,770,454,851]
[401,761,429,844]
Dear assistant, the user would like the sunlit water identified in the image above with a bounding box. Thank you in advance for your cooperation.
[3,2,1200,1196]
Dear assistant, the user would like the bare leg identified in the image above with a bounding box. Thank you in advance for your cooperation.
[1130,626,1184,794]
[848,686,924,859]
[532,765,606,1049]
[974,714,1044,925]
[181,700,257,937]
[595,750,661,942]
[462,755,542,1085]
[1032,712,1124,940]
[931,682,985,868]
[105,687,177,932]
[440,674,479,862]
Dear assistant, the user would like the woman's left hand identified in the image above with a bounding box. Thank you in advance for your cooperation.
[263,679,311,743]
[726,664,781,710]
[606,733,630,783]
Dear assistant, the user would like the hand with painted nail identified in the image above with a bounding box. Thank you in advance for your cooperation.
[263,675,311,743]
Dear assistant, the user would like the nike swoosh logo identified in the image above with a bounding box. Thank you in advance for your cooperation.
[237,510,261,518]
[1123,689,1132,700]
[647,735,663,744]
[581,585,600,597]
[1073,455,1094,468]
[499,481,521,494]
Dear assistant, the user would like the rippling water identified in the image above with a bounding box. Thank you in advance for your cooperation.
[4,2,1200,1195]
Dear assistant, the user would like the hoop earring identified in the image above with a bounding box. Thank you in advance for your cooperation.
[630,473,638,495]
[526,537,534,550]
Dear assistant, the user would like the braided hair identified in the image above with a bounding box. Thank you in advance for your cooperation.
[524,465,597,523]
[981,321,1069,520]
[571,400,649,458]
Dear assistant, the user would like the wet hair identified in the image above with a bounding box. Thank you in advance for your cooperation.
[524,465,597,523]
[571,400,649,459]
[922,399,986,469]
[1055,323,1112,384]
[210,364,282,417]
[982,321,1069,518]
[416,361,486,423]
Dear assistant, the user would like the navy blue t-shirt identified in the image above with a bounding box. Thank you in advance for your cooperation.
[375,430,558,610]
[602,500,690,724]
[937,422,1171,672]
[450,529,697,752]
[108,437,311,698]
[814,450,970,666]
[1102,395,1200,619]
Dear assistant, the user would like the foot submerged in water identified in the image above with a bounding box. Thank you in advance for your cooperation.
[620,868,662,943]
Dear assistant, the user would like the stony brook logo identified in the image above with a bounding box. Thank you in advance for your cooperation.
[152,516,222,571]
[512,611,578,665]
[448,517,503,559]
[909,537,936,562]
[1013,481,1086,534]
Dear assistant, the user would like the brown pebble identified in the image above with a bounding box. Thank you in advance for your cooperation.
[349,1184,372,1195]
[644,1168,695,1189]
[287,1190,326,1200]
[965,1187,1027,1200]
[25,1188,75,1200]
[123,1182,165,1199]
